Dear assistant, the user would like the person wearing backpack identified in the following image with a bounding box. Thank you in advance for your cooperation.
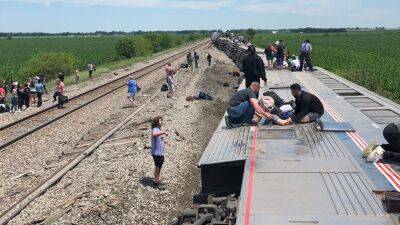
[299,39,314,71]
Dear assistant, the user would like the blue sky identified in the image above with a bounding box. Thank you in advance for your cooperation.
[1,0,399,32]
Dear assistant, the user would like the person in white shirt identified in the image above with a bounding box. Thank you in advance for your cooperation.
[299,40,314,71]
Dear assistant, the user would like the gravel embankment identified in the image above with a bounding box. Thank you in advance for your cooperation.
[0,46,208,215]
[7,46,239,225]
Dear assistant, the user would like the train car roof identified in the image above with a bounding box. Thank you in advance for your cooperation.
[199,42,400,225]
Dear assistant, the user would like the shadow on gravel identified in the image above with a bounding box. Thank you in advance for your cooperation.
[139,176,155,187]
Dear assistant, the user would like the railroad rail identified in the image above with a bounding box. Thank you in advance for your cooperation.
[0,40,209,151]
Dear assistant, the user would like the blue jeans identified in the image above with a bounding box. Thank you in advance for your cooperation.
[228,101,255,124]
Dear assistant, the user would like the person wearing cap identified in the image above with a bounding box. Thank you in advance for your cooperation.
[287,83,324,123]
[242,45,267,88]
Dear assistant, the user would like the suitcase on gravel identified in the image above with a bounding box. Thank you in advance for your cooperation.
[59,95,68,104]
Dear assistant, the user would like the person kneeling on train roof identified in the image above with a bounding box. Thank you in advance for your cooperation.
[225,82,272,128]
[364,123,400,163]
[242,45,267,88]
[286,83,324,124]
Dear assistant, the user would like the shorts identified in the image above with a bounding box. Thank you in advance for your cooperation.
[152,155,164,168]
[307,112,322,122]
[128,92,136,97]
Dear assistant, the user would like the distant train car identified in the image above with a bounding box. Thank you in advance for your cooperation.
[211,31,219,44]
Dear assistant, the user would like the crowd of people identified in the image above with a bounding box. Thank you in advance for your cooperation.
[0,76,67,113]
[263,39,314,72]
[226,43,323,128]
[227,42,400,167]
[0,63,98,114]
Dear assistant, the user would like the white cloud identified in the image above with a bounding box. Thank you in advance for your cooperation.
[236,0,362,16]
[12,0,232,10]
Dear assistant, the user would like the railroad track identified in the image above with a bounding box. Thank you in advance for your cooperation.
[0,40,209,151]
[0,40,210,224]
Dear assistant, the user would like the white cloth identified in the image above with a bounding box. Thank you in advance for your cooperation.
[280,104,293,112]
[291,59,300,68]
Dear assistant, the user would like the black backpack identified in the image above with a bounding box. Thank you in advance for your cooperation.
[161,84,168,92]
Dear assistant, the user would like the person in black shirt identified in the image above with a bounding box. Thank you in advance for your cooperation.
[207,53,212,66]
[58,72,65,82]
[276,40,285,70]
[287,83,324,123]
[242,45,267,88]
[226,82,272,128]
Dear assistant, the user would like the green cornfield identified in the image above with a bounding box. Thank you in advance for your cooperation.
[0,34,204,83]
[253,31,400,103]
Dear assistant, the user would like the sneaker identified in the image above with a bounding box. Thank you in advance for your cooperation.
[153,181,166,190]
[366,146,385,163]
[362,141,379,158]
[225,116,233,129]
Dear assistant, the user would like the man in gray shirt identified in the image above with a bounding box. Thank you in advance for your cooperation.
[226,82,272,128]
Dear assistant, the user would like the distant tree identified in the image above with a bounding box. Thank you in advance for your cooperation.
[6,34,12,40]
[19,52,78,80]
[116,36,153,59]
[246,28,256,41]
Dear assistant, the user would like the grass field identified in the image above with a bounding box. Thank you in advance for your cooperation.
[0,36,118,81]
[253,31,400,103]
[0,34,202,83]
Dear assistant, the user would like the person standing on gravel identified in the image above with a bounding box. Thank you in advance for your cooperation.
[186,52,193,70]
[151,116,168,190]
[75,68,80,83]
[242,45,267,88]
[194,51,200,68]
[165,63,176,98]
[53,78,65,108]
[127,76,140,104]
[88,63,96,79]
[207,53,212,66]
[0,83,6,113]
[35,79,45,107]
